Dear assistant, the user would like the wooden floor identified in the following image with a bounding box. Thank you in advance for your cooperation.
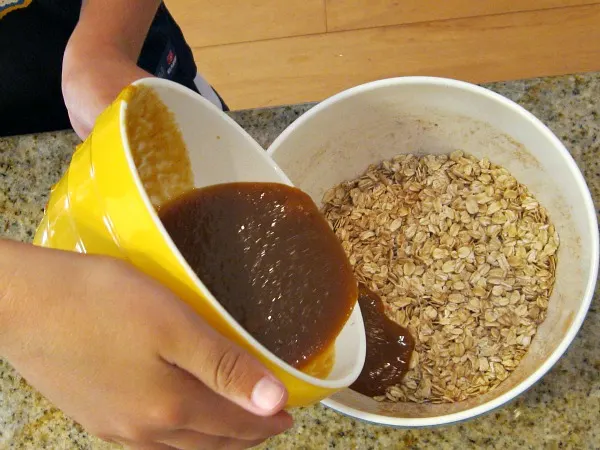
[165,0,600,109]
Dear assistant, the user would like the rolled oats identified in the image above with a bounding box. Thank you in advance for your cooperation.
[322,151,557,403]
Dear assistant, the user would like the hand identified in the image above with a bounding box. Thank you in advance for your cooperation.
[0,240,293,449]
[62,50,150,139]
[61,0,163,140]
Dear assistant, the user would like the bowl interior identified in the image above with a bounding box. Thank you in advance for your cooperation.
[129,79,366,389]
[267,78,598,423]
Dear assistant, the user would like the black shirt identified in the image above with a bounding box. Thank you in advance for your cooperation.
[0,0,204,136]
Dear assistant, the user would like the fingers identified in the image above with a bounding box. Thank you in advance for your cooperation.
[184,389,293,440]
[164,368,293,440]
[158,430,265,450]
[162,312,288,417]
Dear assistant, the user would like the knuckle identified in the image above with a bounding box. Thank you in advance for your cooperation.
[214,347,246,392]
[147,400,187,430]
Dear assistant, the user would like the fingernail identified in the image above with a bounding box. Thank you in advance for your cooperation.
[251,376,286,412]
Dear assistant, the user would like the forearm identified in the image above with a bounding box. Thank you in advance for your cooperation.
[61,0,161,138]
[65,0,161,67]
[0,240,94,360]
[0,240,31,356]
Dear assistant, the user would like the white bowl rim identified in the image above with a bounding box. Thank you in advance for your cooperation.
[266,76,599,426]
[114,77,366,390]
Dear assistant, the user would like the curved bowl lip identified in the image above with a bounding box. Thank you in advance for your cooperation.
[266,76,599,426]
[114,77,366,391]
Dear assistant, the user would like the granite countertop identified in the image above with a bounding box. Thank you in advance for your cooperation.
[1,73,599,449]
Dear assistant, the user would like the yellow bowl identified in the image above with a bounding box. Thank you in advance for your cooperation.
[34,78,366,407]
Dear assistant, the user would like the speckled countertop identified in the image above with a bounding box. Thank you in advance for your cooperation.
[1,73,599,449]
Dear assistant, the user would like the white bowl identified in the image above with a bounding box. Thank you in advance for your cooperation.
[267,77,599,426]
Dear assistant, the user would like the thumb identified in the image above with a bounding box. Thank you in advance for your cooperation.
[163,313,288,417]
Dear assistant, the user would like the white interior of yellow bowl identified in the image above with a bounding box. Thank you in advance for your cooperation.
[267,77,599,426]
[122,78,366,390]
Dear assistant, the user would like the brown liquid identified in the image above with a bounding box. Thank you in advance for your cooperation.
[351,286,414,397]
[159,182,358,370]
